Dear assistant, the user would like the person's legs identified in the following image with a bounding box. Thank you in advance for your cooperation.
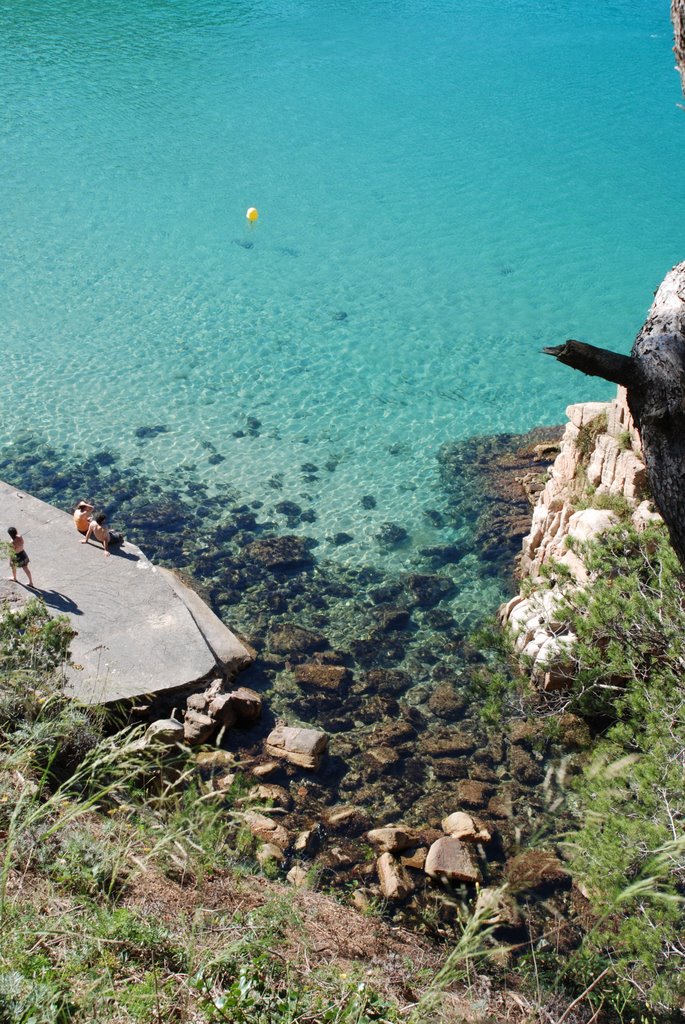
[9,558,17,582]
[23,563,34,587]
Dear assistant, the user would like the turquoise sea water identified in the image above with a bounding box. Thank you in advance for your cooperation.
[2,0,685,571]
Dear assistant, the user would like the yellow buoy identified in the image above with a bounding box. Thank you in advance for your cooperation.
[246,207,259,222]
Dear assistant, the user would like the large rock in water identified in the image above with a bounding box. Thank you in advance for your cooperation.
[243,535,314,570]
[424,837,481,883]
[293,663,350,694]
[265,724,329,770]
[267,623,328,656]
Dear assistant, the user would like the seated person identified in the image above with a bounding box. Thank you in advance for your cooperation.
[82,512,111,557]
[73,500,94,534]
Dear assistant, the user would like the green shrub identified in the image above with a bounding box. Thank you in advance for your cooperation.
[575,412,608,460]
[558,523,685,1014]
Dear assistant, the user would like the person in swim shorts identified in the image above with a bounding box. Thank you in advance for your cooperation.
[73,500,95,534]
[7,526,34,587]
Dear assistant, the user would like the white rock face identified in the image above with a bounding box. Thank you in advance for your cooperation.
[566,509,618,544]
[501,386,663,691]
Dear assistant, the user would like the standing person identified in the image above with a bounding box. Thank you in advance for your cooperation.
[73,500,94,534]
[81,512,111,557]
[7,527,34,587]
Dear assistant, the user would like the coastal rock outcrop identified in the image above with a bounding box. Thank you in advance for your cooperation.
[500,387,662,689]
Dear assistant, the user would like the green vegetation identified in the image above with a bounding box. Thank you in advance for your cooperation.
[0,599,502,1023]
[575,412,608,460]
[6,513,685,1024]
[557,524,685,1015]
[494,523,684,1019]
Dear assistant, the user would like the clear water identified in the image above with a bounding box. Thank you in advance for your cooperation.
[2,0,684,570]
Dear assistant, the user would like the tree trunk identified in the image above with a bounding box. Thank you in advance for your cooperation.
[544,262,685,567]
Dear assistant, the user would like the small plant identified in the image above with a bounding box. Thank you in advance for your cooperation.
[575,412,608,461]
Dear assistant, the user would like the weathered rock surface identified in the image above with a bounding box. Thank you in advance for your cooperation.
[265,724,329,770]
[441,812,491,843]
[500,388,662,690]
[244,812,291,849]
[209,686,262,727]
[424,837,481,883]
[183,710,215,745]
[139,718,185,748]
[400,847,428,871]
[367,827,418,854]
[377,852,414,900]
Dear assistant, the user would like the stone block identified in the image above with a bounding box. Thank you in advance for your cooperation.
[183,710,215,745]
[424,837,481,883]
[376,852,414,900]
[265,724,329,770]
[367,826,417,853]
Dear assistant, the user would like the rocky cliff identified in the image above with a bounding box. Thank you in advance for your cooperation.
[499,386,662,689]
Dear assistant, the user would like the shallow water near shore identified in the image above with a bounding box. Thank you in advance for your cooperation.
[2,0,685,571]
[1,1,684,885]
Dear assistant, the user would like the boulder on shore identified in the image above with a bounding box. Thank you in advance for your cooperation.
[425,837,481,883]
[376,852,414,900]
[265,724,329,770]
[367,826,418,854]
[183,710,215,745]
[209,686,262,727]
[441,812,491,843]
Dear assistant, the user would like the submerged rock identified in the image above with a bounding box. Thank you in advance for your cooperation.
[404,573,455,608]
[376,522,409,547]
[267,624,328,657]
[505,850,571,893]
[293,663,350,695]
[243,535,315,570]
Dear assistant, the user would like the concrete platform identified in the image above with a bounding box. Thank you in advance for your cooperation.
[0,481,252,704]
